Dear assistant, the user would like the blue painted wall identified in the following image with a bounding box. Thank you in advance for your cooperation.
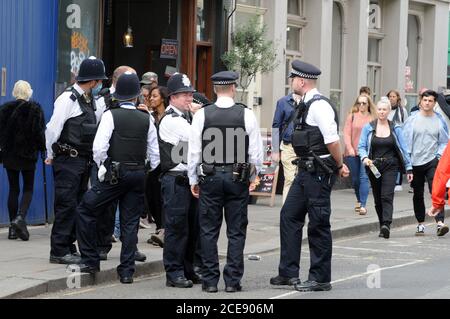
[0,0,58,225]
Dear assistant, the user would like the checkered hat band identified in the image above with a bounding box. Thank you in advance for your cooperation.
[291,70,318,79]
[213,81,236,85]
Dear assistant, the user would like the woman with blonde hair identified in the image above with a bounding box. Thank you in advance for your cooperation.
[358,97,413,238]
[343,94,376,215]
[0,80,46,240]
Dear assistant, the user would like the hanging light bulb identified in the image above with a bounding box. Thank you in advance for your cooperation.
[123,0,134,48]
[123,26,134,48]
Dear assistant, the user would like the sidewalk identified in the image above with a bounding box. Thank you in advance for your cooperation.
[0,185,441,298]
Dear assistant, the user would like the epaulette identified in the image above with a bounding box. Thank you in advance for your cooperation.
[165,108,180,117]
[201,102,214,108]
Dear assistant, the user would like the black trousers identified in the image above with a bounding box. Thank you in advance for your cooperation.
[199,171,249,288]
[90,163,118,254]
[6,169,35,221]
[76,169,145,278]
[50,155,90,257]
[367,160,398,227]
[161,174,199,282]
[145,165,164,229]
[412,158,445,223]
[278,171,336,283]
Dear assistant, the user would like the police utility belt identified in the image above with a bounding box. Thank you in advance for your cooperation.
[102,158,146,185]
[292,155,335,175]
[197,163,252,184]
[52,143,89,158]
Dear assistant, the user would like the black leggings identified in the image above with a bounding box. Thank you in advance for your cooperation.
[6,169,35,222]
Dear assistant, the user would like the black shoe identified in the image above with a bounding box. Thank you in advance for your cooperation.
[134,251,147,262]
[72,252,81,257]
[225,284,242,293]
[8,226,17,240]
[12,215,29,241]
[380,225,390,239]
[270,275,300,286]
[202,285,218,293]
[166,276,193,288]
[50,253,82,265]
[99,251,108,261]
[188,274,203,285]
[294,280,332,292]
[120,276,134,284]
[76,263,100,274]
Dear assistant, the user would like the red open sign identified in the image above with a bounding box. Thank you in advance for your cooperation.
[160,39,178,60]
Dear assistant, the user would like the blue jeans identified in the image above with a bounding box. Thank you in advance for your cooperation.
[345,156,369,207]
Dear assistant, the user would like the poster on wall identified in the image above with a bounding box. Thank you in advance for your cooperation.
[57,0,101,92]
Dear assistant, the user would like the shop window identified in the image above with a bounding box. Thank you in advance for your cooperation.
[197,0,212,42]
[405,14,420,111]
[330,2,343,115]
[367,37,382,102]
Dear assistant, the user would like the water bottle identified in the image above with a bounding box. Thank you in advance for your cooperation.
[369,163,381,179]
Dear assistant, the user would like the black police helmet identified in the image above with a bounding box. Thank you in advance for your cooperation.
[113,72,141,101]
[167,73,195,96]
[76,57,108,82]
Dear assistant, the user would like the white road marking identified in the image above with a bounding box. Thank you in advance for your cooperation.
[333,245,416,255]
[270,260,425,299]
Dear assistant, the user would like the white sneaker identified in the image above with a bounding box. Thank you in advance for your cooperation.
[415,224,425,236]
[394,185,403,192]
[139,218,152,229]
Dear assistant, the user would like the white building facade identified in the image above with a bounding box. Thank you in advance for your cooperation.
[234,0,450,130]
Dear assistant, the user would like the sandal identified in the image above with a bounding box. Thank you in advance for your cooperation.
[355,202,361,213]
[359,207,367,215]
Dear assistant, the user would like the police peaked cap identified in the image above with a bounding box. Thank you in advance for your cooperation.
[211,71,239,85]
[76,57,108,82]
[167,73,195,96]
[113,72,141,101]
[193,92,211,106]
[289,60,321,80]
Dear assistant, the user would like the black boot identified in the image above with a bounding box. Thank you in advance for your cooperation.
[12,215,29,241]
[8,226,17,240]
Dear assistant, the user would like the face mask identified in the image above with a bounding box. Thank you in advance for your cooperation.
[91,82,103,97]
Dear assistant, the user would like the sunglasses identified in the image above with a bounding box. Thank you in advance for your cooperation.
[357,101,368,105]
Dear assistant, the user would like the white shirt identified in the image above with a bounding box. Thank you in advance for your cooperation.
[45,84,107,159]
[92,103,160,169]
[303,88,340,145]
[158,104,192,172]
[188,96,264,185]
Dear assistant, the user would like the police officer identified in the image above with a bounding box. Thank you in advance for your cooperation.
[74,72,160,284]
[45,57,108,264]
[269,61,349,292]
[159,73,201,288]
[188,71,264,293]
[94,65,147,263]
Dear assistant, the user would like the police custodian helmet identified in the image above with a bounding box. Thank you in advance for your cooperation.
[167,73,195,96]
[76,56,108,82]
[113,72,141,101]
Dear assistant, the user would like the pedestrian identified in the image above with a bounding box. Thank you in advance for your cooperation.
[159,73,201,288]
[403,90,449,236]
[410,88,429,113]
[74,71,160,284]
[146,86,169,247]
[45,57,108,264]
[270,60,349,292]
[386,89,409,192]
[343,94,376,215]
[188,71,264,293]
[358,97,413,239]
[0,80,46,241]
[428,143,450,219]
[140,72,158,89]
[359,86,372,97]
[272,90,302,203]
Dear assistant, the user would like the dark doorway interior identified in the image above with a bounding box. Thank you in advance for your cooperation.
[102,0,178,86]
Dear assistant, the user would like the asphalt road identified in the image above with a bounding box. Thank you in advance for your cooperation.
[36,222,450,300]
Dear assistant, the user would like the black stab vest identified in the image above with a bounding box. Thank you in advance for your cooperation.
[107,107,149,164]
[58,87,97,154]
[202,104,249,164]
[292,95,339,157]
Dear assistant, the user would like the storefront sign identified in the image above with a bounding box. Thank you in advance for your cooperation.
[57,0,101,86]
[160,39,179,60]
